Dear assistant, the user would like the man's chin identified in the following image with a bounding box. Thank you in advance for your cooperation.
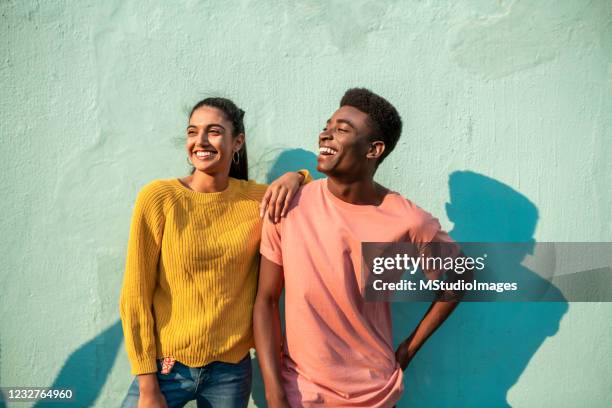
[316,163,331,175]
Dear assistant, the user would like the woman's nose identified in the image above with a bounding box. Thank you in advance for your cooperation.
[196,131,210,145]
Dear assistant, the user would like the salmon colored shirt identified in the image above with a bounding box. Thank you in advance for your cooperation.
[260,179,454,407]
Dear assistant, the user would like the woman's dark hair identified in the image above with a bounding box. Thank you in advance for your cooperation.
[189,97,248,181]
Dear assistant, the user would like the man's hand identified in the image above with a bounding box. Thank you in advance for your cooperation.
[397,300,459,372]
[395,338,414,371]
[267,390,291,408]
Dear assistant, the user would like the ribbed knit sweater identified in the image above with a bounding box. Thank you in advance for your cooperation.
[119,177,268,375]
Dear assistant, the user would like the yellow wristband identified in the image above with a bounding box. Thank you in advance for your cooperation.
[296,169,312,185]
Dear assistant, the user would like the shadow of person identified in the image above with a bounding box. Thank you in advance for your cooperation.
[33,320,123,407]
[264,148,325,184]
[393,170,568,407]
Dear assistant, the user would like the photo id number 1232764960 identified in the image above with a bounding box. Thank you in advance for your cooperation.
[1,387,75,402]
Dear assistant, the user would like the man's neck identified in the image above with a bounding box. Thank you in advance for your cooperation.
[326,177,386,206]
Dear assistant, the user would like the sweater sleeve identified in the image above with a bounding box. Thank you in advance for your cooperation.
[119,182,166,375]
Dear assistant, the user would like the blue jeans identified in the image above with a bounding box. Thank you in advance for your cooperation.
[121,354,252,408]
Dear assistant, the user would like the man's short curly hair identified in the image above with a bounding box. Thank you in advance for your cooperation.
[340,88,402,166]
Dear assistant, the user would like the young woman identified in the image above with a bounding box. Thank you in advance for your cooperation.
[119,97,309,408]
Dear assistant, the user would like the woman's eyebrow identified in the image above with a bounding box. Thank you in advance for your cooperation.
[205,123,226,131]
[186,123,226,130]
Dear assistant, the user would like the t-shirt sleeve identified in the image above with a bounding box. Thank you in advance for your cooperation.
[409,208,461,281]
[260,215,283,266]
[408,209,452,246]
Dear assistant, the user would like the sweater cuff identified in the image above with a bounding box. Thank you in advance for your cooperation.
[130,358,158,376]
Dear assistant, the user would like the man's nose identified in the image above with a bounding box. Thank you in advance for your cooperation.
[319,130,332,142]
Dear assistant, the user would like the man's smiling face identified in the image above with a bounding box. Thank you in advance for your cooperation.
[317,105,376,178]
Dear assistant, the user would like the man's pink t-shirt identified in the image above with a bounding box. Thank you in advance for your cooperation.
[260,179,453,407]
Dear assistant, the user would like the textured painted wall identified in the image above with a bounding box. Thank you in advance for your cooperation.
[1,0,611,407]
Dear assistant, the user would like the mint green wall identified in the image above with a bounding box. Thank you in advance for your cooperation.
[1,1,611,407]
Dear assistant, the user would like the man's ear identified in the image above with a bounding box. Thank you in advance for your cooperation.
[233,133,245,152]
[366,140,385,160]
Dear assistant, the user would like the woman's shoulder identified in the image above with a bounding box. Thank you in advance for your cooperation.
[231,178,268,202]
[134,178,182,206]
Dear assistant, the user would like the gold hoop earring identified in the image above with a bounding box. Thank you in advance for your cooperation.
[232,151,240,165]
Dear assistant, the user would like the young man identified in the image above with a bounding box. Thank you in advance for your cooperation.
[253,88,460,407]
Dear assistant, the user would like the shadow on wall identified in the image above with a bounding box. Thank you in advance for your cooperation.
[393,171,569,407]
[264,148,325,184]
[33,320,123,407]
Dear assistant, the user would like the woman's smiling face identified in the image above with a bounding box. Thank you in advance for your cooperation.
[186,106,244,176]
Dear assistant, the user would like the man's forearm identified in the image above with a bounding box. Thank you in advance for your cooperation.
[253,296,286,401]
[405,300,458,359]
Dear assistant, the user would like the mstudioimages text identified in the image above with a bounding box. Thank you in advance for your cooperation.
[372,279,519,293]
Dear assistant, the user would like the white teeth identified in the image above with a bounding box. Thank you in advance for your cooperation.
[319,147,337,155]
[195,151,215,158]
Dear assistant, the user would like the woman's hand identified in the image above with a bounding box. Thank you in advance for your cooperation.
[138,390,167,408]
[260,172,305,223]
[137,374,168,408]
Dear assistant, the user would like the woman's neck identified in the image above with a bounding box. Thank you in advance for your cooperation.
[184,171,230,193]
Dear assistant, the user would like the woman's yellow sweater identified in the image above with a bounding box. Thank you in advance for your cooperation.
[119,177,268,375]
